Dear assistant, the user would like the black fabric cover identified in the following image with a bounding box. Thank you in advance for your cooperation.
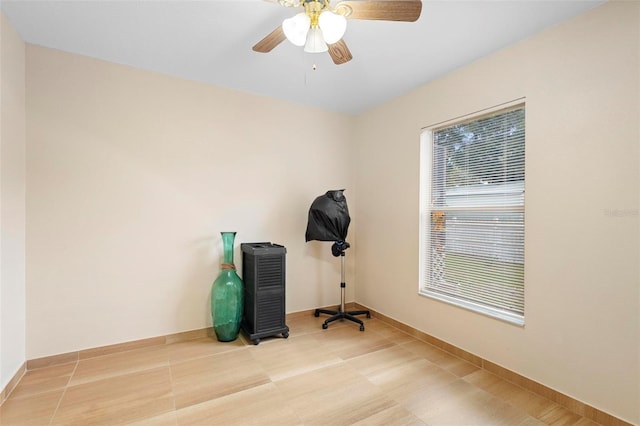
[305,189,350,242]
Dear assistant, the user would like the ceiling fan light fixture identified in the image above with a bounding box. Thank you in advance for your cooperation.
[304,27,328,53]
[282,12,310,46]
[254,0,423,65]
[318,10,347,44]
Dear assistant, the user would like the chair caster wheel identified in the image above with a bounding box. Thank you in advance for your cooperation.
[314,310,320,318]
[366,313,371,319]
[282,332,289,339]
[360,325,365,331]
[322,323,328,330]
[252,339,260,345]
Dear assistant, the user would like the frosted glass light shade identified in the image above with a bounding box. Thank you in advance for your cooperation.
[282,13,310,46]
[318,11,347,44]
[304,27,328,53]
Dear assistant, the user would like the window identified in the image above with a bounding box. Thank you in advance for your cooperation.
[419,103,525,325]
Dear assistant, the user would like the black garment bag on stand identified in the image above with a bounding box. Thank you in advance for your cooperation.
[305,189,370,330]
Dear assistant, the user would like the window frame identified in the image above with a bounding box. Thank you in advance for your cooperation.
[419,100,526,326]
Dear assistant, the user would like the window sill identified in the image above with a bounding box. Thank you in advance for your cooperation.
[419,290,525,327]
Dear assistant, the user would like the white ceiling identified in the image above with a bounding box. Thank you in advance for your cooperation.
[1,0,605,114]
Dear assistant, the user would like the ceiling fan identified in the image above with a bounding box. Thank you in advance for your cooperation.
[253,0,422,65]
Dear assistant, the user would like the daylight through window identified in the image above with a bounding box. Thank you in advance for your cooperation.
[420,104,525,325]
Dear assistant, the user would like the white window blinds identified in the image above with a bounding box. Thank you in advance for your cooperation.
[420,105,525,325]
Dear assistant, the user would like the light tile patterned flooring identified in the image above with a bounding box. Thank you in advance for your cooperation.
[0,314,600,425]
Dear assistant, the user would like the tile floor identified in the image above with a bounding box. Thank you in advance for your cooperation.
[0,314,600,425]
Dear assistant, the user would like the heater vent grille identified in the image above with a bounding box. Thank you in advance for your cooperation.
[256,256,284,288]
[257,292,284,330]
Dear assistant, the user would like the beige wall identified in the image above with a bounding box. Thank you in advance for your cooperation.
[15,1,640,422]
[26,46,356,359]
[353,1,639,423]
[0,12,26,391]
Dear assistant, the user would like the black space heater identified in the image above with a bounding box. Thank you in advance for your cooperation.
[241,242,289,345]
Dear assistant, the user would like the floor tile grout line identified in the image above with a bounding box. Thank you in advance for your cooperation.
[65,347,173,389]
[458,368,600,426]
[270,377,311,425]
[167,345,249,368]
[47,359,79,426]
[77,342,168,364]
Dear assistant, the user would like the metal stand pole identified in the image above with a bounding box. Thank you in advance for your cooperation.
[314,244,369,331]
[340,251,346,313]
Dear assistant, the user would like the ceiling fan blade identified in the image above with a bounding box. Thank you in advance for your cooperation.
[328,40,353,65]
[336,0,422,22]
[253,26,287,53]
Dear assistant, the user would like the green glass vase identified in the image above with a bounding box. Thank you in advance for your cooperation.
[211,232,244,342]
